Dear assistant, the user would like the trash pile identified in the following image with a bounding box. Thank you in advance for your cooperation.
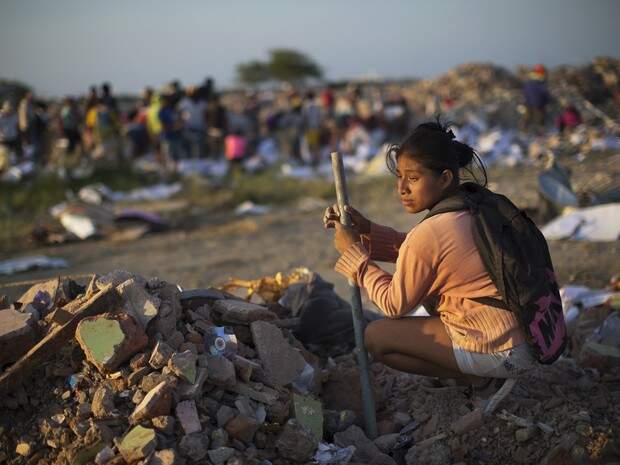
[0,270,619,465]
[31,183,180,246]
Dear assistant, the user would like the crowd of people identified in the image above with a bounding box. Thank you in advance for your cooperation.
[0,65,585,176]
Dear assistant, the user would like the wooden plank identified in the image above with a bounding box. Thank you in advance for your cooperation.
[0,284,120,395]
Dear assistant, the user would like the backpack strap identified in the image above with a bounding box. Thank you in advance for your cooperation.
[422,183,482,222]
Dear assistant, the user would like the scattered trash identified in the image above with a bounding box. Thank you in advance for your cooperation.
[0,256,68,275]
[234,201,270,216]
[313,442,355,465]
[541,203,620,241]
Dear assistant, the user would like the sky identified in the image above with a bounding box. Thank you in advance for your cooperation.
[1,0,619,97]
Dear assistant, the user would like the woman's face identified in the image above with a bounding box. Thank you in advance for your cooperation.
[396,155,453,213]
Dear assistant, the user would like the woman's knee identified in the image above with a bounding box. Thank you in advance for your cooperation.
[364,319,387,357]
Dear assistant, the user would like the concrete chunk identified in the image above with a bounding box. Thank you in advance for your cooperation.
[207,355,237,386]
[168,350,197,384]
[176,400,202,434]
[0,309,38,366]
[293,394,323,441]
[117,425,157,463]
[117,278,161,329]
[251,321,305,386]
[76,313,148,373]
[149,341,174,370]
[130,381,172,424]
[213,300,277,323]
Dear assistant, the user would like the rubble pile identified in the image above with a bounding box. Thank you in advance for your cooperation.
[405,63,523,127]
[0,270,619,465]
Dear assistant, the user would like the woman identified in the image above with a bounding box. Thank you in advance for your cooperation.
[324,121,538,391]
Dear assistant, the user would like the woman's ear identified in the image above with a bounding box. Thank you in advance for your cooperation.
[440,169,454,189]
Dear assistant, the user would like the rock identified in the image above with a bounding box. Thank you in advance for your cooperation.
[207,447,235,465]
[152,415,175,436]
[116,425,157,463]
[324,409,357,434]
[377,419,399,435]
[213,300,277,323]
[147,449,180,465]
[217,405,237,428]
[130,352,148,370]
[579,341,620,372]
[451,408,484,434]
[117,278,161,329]
[75,313,148,373]
[225,415,261,443]
[97,270,145,289]
[250,321,305,387]
[94,446,115,465]
[374,433,400,452]
[292,394,323,441]
[226,382,279,405]
[393,412,412,427]
[149,341,175,369]
[422,414,439,436]
[168,350,197,384]
[92,384,118,419]
[515,427,535,442]
[128,367,151,387]
[322,363,380,418]
[334,425,395,465]
[275,419,319,462]
[130,381,172,424]
[211,428,229,449]
[178,433,210,461]
[140,372,166,392]
[15,442,32,457]
[176,400,202,434]
[539,446,578,465]
[405,440,452,465]
[17,277,81,316]
[207,355,237,386]
[166,331,185,350]
[178,367,208,400]
[0,308,38,366]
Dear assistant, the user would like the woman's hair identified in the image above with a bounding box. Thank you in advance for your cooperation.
[386,118,487,187]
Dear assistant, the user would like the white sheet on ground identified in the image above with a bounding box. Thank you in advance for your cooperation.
[541,203,620,241]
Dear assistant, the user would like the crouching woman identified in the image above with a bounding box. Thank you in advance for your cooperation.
[324,122,540,391]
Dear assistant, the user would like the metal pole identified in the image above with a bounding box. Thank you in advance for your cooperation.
[331,151,378,440]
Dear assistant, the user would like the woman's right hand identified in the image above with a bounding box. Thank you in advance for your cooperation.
[323,204,371,235]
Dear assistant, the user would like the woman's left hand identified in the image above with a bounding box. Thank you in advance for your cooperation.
[333,222,361,254]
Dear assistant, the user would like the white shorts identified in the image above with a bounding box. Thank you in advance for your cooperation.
[452,342,537,378]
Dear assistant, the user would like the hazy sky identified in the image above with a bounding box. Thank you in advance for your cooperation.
[1,0,619,97]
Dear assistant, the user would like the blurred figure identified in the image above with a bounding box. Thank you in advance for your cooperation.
[206,93,228,157]
[158,92,185,165]
[60,97,82,156]
[179,85,207,158]
[556,105,582,133]
[522,64,551,130]
[0,101,20,167]
[100,82,118,114]
[18,91,35,153]
[92,100,121,161]
[302,91,323,165]
[224,128,247,171]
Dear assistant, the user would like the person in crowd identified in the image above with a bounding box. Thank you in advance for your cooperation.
[224,128,247,172]
[206,93,228,157]
[556,105,582,133]
[0,101,20,165]
[522,64,551,130]
[59,97,82,156]
[302,91,323,165]
[158,92,185,165]
[179,85,207,158]
[18,91,35,152]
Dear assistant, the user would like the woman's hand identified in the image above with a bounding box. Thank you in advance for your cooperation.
[333,222,361,254]
[323,204,371,235]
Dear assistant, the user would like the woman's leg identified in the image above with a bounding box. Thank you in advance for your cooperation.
[364,316,465,379]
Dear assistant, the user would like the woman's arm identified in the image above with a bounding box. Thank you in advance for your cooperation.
[335,227,437,318]
[360,223,408,263]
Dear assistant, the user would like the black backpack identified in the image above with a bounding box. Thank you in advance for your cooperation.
[424,182,567,364]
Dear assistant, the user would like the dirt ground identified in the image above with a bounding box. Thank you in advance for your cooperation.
[2,152,619,304]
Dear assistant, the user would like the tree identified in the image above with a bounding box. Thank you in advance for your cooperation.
[267,49,323,83]
[236,60,271,86]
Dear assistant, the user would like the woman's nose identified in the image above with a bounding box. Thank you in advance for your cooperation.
[397,178,408,194]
